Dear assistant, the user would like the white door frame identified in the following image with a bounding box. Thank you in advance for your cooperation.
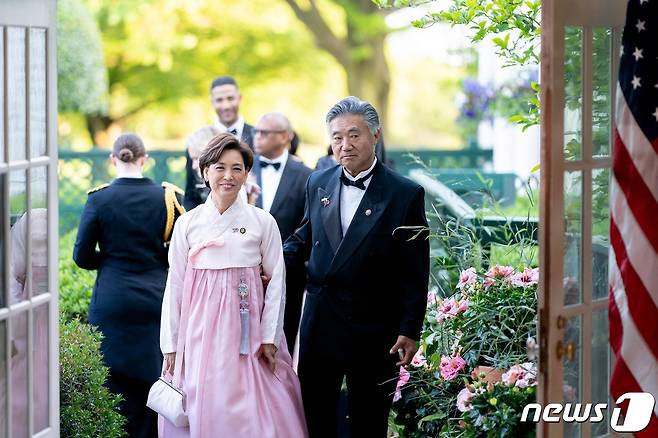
[539,0,625,437]
[0,1,58,437]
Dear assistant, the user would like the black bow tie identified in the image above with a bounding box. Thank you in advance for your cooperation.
[227,128,238,136]
[260,160,281,170]
[340,170,374,190]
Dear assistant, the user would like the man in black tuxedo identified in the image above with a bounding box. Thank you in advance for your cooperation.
[183,75,255,210]
[252,112,312,350]
[283,96,429,437]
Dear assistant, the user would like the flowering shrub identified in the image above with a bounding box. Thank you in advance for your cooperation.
[392,266,538,437]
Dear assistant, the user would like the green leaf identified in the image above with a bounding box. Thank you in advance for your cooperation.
[419,411,447,424]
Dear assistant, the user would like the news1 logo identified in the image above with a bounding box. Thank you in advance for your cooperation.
[521,392,656,432]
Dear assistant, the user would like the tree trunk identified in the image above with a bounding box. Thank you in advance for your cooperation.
[85,113,113,146]
[282,0,392,136]
[346,35,391,137]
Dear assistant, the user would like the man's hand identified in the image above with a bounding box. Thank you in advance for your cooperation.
[164,352,176,375]
[390,335,417,367]
[256,343,278,373]
[260,265,271,289]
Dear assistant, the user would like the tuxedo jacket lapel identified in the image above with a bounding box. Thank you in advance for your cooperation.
[252,155,263,209]
[329,162,386,276]
[319,166,342,254]
[242,123,254,150]
[269,157,295,216]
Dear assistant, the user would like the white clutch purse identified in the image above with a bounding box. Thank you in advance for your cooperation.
[146,376,188,427]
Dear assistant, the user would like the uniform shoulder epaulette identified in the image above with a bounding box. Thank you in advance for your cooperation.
[87,183,110,195]
[163,182,186,244]
[162,181,184,195]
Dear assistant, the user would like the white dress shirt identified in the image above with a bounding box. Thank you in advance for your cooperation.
[340,157,377,235]
[259,149,288,213]
[215,116,245,140]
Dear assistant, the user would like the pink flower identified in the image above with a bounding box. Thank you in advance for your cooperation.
[440,298,459,316]
[436,298,469,322]
[512,267,539,287]
[484,265,515,290]
[411,350,427,368]
[456,387,476,412]
[439,353,466,380]
[456,267,477,290]
[427,290,438,307]
[488,265,515,278]
[502,362,537,388]
[393,366,410,402]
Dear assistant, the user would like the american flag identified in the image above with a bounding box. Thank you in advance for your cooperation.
[609,0,658,435]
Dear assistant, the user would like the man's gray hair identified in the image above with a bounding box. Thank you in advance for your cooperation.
[325,96,380,134]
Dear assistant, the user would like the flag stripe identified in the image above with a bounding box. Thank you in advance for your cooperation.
[610,219,658,363]
[615,84,658,204]
[610,176,658,308]
[607,352,658,436]
[612,131,658,257]
[608,246,658,416]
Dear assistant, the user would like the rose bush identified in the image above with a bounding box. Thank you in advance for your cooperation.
[392,266,538,437]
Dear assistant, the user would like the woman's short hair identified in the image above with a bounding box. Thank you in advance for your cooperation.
[112,133,146,163]
[198,133,254,176]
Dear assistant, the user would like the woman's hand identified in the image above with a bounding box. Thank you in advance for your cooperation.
[256,343,277,373]
[164,352,176,375]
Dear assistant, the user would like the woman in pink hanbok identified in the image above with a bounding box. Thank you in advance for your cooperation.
[159,133,307,438]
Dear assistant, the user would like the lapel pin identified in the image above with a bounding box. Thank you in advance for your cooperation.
[365,208,372,216]
[321,197,331,207]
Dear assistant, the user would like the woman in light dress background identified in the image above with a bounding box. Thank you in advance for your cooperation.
[159,133,307,437]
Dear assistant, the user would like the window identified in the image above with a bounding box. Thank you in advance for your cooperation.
[0,3,58,435]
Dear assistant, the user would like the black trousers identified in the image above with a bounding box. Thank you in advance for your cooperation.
[106,372,158,438]
[283,267,307,351]
[298,334,398,438]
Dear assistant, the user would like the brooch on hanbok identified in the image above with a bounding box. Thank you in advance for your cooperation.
[238,273,250,355]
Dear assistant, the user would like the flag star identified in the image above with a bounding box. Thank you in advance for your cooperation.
[631,75,642,89]
[653,108,658,122]
[636,20,646,32]
[633,47,644,60]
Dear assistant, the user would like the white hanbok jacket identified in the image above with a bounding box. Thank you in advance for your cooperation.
[160,194,286,354]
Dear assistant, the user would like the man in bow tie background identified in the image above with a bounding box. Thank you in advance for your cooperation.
[183,75,255,210]
[252,112,312,350]
[283,96,429,437]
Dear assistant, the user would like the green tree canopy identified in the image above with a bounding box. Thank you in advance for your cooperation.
[57,0,108,115]
[80,0,339,145]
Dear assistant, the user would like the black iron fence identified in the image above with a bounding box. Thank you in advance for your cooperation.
[58,148,499,235]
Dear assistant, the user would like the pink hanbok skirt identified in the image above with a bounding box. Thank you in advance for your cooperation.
[159,265,307,438]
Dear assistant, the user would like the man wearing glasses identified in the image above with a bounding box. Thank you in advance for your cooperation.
[252,112,312,351]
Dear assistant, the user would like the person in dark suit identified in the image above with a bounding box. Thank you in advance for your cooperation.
[315,145,338,171]
[252,112,312,350]
[184,75,255,210]
[283,97,429,437]
[73,133,184,438]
